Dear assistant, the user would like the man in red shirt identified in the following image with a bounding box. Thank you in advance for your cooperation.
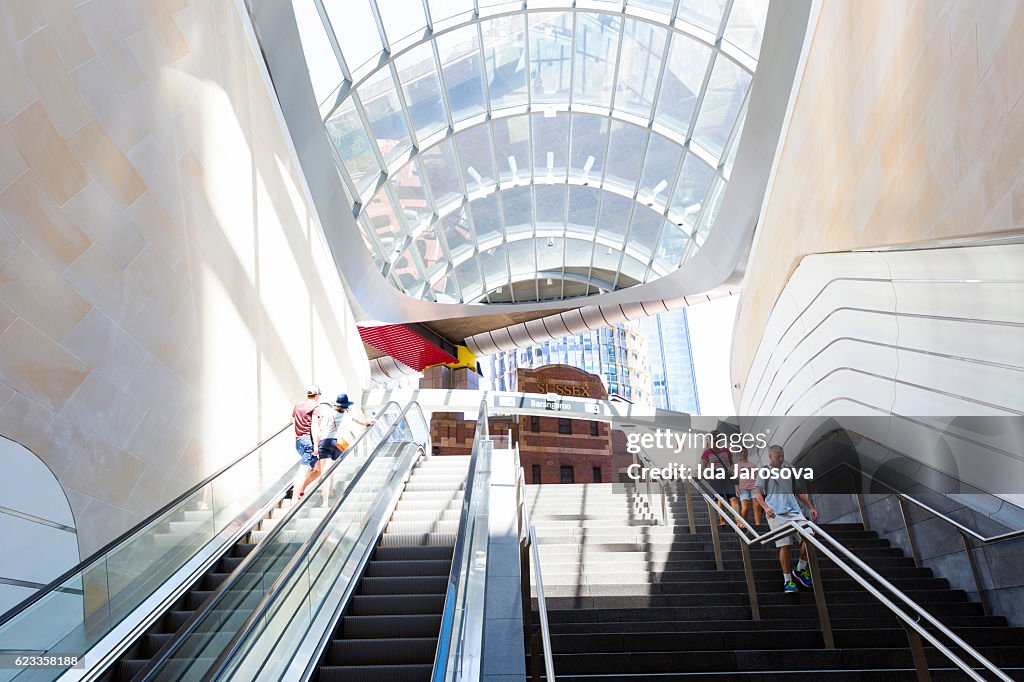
[292,385,321,498]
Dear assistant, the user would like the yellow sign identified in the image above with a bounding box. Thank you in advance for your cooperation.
[535,383,592,397]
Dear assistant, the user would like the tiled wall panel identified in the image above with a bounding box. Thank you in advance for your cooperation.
[734,0,1024,394]
[0,0,368,564]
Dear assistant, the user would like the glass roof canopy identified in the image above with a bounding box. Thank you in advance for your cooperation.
[292,0,769,304]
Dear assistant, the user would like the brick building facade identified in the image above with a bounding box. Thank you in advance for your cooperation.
[429,364,613,484]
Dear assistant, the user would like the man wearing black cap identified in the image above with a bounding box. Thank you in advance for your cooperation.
[311,393,374,505]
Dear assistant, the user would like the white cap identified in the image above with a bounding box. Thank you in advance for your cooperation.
[306,384,321,396]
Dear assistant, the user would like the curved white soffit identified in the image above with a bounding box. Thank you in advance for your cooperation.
[369,356,421,382]
[464,289,737,357]
[367,287,737,381]
[249,0,812,324]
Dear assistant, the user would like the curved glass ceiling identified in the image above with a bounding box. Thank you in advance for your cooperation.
[292,0,769,304]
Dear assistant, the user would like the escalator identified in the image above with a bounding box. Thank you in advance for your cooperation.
[110,415,416,682]
[104,461,391,681]
[107,515,262,681]
[314,454,470,680]
[3,398,513,682]
[195,401,495,682]
[0,401,412,682]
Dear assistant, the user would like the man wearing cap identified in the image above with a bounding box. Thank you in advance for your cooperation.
[311,394,374,505]
[292,385,322,499]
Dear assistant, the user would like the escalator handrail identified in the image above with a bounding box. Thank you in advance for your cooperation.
[131,400,403,682]
[431,399,490,682]
[515,446,556,682]
[815,460,1024,544]
[200,400,429,681]
[0,421,293,629]
[688,475,1015,682]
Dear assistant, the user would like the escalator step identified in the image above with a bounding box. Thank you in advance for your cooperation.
[348,594,445,616]
[202,572,231,590]
[233,543,257,557]
[340,614,442,639]
[374,546,454,561]
[164,609,195,631]
[327,638,436,665]
[317,664,432,682]
[187,589,263,610]
[116,659,146,680]
[144,632,174,657]
[379,532,457,547]
[358,576,447,595]
[364,559,450,577]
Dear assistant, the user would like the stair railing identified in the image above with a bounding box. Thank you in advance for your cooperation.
[813,460,1024,602]
[630,446,670,525]
[514,444,556,682]
[432,400,493,682]
[689,476,1015,682]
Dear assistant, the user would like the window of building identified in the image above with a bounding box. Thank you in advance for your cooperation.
[592,467,602,483]
[558,418,571,435]
[560,466,575,484]
[590,420,599,436]
[532,464,541,484]
[530,415,540,432]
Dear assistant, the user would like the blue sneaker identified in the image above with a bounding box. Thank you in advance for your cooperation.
[795,567,813,587]
[783,580,799,593]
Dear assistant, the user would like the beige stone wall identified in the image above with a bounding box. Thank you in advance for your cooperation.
[0,1,367,557]
[733,0,1024,398]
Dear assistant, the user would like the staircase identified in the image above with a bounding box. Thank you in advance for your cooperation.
[314,454,471,681]
[527,482,1024,680]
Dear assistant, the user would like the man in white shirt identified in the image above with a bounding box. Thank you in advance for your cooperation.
[311,393,373,505]
[755,445,818,594]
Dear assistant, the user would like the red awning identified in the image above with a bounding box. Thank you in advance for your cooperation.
[358,324,456,372]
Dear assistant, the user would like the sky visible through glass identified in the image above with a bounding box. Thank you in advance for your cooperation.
[293,0,769,304]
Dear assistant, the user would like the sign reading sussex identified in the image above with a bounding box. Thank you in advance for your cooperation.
[490,366,609,415]
[520,366,607,400]
[535,383,593,397]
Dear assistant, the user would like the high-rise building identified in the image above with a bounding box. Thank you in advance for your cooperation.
[489,323,653,405]
[640,309,701,414]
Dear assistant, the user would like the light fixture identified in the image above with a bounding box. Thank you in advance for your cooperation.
[508,155,519,182]
[606,246,613,255]
[546,278,553,286]
[546,236,555,247]
[581,155,595,184]
[467,166,483,184]
[652,180,668,196]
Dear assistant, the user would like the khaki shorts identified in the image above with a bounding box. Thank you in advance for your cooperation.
[767,510,809,548]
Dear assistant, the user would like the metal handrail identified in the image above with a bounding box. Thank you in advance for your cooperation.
[132,401,403,681]
[431,399,490,682]
[685,475,1015,682]
[631,447,669,525]
[0,422,293,629]
[815,460,1024,544]
[201,400,427,681]
[515,447,556,682]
